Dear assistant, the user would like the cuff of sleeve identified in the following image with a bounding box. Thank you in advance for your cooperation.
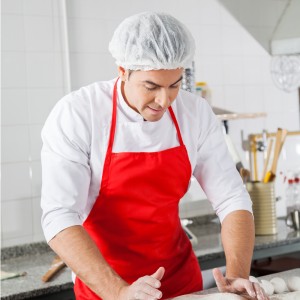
[217,200,253,224]
[42,213,82,243]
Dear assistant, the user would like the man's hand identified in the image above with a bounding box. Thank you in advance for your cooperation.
[118,267,165,300]
[213,268,269,300]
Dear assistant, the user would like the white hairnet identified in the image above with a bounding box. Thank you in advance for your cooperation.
[109,12,195,70]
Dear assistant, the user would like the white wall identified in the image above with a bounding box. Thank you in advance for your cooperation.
[1,0,68,247]
[1,0,299,247]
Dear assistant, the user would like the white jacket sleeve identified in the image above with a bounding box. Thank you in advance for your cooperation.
[41,92,92,242]
[193,103,253,223]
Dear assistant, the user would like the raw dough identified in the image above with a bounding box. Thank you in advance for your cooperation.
[260,279,275,296]
[286,276,300,292]
[172,293,245,299]
[270,277,288,294]
[249,275,259,283]
[270,291,300,300]
[172,291,300,300]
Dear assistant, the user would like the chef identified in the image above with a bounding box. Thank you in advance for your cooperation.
[41,12,268,300]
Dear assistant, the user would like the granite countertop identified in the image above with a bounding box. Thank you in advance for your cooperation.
[1,218,300,299]
[188,217,300,268]
[1,243,73,300]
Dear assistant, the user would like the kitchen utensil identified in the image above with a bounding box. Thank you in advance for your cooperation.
[278,128,288,154]
[224,133,244,172]
[286,210,300,231]
[0,270,27,281]
[263,128,283,183]
[261,138,274,181]
[251,137,259,181]
[239,168,251,184]
[42,256,66,282]
[247,181,277,235]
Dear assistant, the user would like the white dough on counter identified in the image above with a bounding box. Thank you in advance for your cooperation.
[286,276,300,292]
[249,275,259,283]
[270,291,300,300]
[171,293,245,300]
[260,279,275,296]
[270,277,288,294]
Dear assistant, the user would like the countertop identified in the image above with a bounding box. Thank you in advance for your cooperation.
[1,218,300,300]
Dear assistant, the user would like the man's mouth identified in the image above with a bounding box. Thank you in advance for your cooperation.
[148,106,164,112]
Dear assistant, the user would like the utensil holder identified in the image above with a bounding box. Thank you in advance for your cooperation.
[246,181,277,235]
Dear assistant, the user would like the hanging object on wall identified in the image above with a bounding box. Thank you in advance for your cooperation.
[270,55,300,92]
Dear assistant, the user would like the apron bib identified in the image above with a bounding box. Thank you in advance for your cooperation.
[74,78,203,299]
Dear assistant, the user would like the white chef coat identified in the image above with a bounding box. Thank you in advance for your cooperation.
[41,78,252,242]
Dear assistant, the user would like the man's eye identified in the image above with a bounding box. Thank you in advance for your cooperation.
[145,86,157,91]
[170,85,179,89]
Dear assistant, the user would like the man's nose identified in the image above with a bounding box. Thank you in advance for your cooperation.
[155,89,170,108]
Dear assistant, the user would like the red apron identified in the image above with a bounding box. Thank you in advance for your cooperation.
[74,78,203,299]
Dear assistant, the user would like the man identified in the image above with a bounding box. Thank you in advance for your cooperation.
[41,12,267,300]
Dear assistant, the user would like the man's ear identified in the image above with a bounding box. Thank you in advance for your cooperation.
[118,66,127,81]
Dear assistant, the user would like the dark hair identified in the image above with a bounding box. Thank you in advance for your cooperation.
[128,70,134,79]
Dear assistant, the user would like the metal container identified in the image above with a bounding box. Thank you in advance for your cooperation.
[246,181,277,235]
[181,61,195,93]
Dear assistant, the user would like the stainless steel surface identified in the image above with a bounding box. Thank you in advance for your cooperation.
[287,210,300,231]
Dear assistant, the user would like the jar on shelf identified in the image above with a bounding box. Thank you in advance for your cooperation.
[195,82,211,105]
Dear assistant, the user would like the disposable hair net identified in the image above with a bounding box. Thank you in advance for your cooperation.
[109,12,195,70]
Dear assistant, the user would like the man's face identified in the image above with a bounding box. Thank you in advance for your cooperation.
[119,68,183,122]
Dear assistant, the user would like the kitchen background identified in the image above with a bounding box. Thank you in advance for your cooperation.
[1,0,300,248]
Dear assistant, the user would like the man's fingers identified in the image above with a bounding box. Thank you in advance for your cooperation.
[212,268,228,291]
[151,267,165,281]
[253,282,269,300]
[242,280,257,299]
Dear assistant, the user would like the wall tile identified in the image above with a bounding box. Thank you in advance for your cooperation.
[70,52,116,89]
[242,57,263,85]
[31,162,42,197]
[244,86,265,112]
[27,88,63,124]
[32,195,44,242]
[265,112,284,132]
[53,17,64,52]
[221,26,243,56]
[196,0,221,25]
[1,163,32,201]
[281,111,300,131]
[209,86,225,108]
[26,52,64,88]
[29,125,43,161]
[222,57,243,85]
[1,199,33,242]
[1,52,27,88]
[195,26,222,56]
[1,89,28,125]
[1,0,23,14]
[1,15,25,51]
[66,0,110,19]
[24,16,54,52]
[68,18,109,53]
[23,0,52,16]
[263,85,284,113]
[223,86,245,112]
[196,57,223,85]
[1,126,30,163]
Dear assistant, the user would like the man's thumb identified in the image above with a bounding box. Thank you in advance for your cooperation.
[151,267,165,281]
